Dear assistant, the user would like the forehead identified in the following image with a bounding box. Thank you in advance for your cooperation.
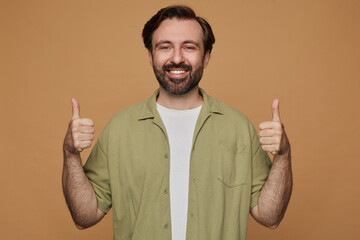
[152,18,203,46]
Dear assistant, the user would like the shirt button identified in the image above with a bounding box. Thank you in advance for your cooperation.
[190,213,194,218]
[192,177,196,183]
[164,153,168,159]
[163,188,168,194]
[164,223,169,229]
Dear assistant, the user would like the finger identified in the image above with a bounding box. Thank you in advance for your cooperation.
[79,126,95,134]
[259,121,272,130]
[79,118,94,126]
[74,134,94,141]
[72,98,80,120]
[259,136,281,145]
[261,144,280,153]
[72,118,94,127]
[259,121,282,130]
[77,140,92,150]
[272,98,280,122]
[259,129,275,137]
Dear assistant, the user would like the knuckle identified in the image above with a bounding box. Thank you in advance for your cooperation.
[74,140,80,147]
[72,119,80,126]
[83,118,94,126]
[84,141,92,148]
[72,133,79,140]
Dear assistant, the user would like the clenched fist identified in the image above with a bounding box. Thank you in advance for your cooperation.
[63,98,95,154]
[259,99,290,156]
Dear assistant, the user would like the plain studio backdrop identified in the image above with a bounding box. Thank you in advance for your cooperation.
[1,0,359,239]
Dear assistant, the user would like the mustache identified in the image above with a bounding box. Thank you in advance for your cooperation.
[162,63,192,71]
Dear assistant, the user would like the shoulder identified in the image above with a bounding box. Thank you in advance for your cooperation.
[203,94,263,153]
[108,90,158,125]
[106,99,148,129]
[204,93,258,136]
[112,101,146,121]
[205,93,250,123]
[97,98,150,145]
[220,100,248,121]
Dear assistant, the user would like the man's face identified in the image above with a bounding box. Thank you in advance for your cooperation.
[149,18,210,95]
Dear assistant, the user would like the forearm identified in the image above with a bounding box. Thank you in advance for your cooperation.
[252,149,292,228]
[62,151,102,229]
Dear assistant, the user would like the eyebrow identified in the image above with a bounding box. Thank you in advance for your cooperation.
[183,41,200,48]
[154,41,171,48]
[154,40,201,48]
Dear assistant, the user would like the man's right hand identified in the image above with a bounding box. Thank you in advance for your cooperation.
[63,98,95,154]
[62,98,104,229]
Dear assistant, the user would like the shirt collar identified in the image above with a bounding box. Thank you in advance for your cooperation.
[138,88,223,120]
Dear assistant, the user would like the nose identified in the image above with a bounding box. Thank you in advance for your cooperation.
[170,48,185,64]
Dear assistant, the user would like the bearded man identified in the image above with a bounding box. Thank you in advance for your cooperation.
[62,5,292,240]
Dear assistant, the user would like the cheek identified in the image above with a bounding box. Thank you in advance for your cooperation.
[152,55,168,67]
[189,55,205,68]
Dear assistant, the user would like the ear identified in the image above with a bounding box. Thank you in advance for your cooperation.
[203,51,210,68]
[148,50,153,66]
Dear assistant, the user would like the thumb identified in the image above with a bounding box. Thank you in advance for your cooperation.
[71,98,80,119]
[272,98,281,122]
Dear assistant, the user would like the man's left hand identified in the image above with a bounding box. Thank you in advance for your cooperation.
[259,99,290,156]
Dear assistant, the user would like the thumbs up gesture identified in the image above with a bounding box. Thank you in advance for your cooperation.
[63,98,95,154]
[259,99,290,156]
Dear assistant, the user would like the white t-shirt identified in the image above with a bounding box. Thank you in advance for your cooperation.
[157,103,202,240]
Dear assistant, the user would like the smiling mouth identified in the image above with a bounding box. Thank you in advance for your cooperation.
[169,70,187,74]
[163,63,192,79]
[166,69,189,79]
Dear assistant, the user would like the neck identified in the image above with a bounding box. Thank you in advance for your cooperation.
[156,86,203,110]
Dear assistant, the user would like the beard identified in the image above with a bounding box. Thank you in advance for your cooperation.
[152,62,204,95]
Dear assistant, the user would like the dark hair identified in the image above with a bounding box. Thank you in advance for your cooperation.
[142,5,215,54]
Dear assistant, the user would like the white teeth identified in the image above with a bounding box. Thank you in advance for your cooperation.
[170,70,186,74]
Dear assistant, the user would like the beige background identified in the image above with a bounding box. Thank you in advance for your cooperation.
[1,0,359,239]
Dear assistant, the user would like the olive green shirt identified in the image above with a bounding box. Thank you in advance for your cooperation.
[84,89,272,240]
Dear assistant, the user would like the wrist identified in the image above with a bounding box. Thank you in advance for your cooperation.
[63,139,81,155]
[278,145,290,156]
[277,131,290,156]
[63,148,81,159]
[274,146,291,163]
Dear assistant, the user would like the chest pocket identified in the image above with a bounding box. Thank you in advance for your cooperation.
[216,143,250,188]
